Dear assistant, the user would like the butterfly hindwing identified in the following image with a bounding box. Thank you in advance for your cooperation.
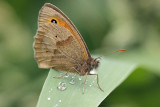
[34,23,83,73]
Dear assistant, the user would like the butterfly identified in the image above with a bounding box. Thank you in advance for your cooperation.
[33,3,103,94]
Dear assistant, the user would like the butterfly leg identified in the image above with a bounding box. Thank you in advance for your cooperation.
[90,74,104,92]
[53,72,68,78]
[83,72,88,94]
[72,67,80,75]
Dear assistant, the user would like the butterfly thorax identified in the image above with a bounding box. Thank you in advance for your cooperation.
[79,57,99,76]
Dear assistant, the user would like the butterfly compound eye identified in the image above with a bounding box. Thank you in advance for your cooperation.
[51,19,57,24]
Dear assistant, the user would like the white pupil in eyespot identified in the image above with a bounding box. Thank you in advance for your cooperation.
[51,19,57,24]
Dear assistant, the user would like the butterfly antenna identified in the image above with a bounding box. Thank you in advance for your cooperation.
[111,49,127,54]
[102,49,127,57]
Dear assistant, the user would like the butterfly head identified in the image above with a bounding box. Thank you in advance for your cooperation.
[90,58,99,69]
[80,57,99,75]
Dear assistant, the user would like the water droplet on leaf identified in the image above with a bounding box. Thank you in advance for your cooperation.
[54,104,58,107]
[78,77,82,80]
[59,99,62,103]
[48,97,51,100]
[69,79,75,85]
[58,82,67,91]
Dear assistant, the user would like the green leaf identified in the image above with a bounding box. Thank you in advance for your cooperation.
[37,57,136,107]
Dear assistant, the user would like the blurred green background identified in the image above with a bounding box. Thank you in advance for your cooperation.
[0,0,160,107]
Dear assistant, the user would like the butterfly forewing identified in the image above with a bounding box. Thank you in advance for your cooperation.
[38,3,90,60]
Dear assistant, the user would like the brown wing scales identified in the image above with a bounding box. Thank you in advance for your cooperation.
[56,36,73,47]
[34,23,83,73]
[34,3,92,74]
[38,3,90,60]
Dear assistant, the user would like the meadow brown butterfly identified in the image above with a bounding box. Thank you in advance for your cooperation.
[34,3,103,94]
